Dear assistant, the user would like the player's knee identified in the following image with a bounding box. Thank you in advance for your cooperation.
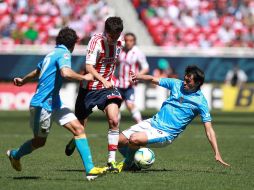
[73,124,84,136]
[129,135,141,146]
[108,116,119,129]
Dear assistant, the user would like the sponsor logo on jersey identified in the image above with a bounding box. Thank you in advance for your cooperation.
[101,57,117,64]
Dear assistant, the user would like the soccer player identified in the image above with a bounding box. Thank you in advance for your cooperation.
[6,27,106,180]
[65,17,124,172]
[117,65,230,171]
[116,32,149,123]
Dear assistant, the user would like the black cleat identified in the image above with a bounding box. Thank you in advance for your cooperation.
[65,138,76,156]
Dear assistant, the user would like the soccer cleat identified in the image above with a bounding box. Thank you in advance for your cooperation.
[106,161,119,173]
[116,161,141,172]
[6,150,22,171]
[65,138,76,156]
[86,167,107,181]
[116,161,125,172]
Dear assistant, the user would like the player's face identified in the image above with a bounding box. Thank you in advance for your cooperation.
[183,74,199,92]
[125,35,135,50]
[106,32,121,45]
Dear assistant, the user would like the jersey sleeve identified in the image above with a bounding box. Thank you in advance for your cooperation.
[159,78,178,90]
[58,51,72,69]
[86,37,101,65]
[198,97,212,123]
[137,49,149,70]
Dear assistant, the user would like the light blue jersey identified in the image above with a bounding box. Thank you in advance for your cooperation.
[151,78,212,141]
[30,45,71,111]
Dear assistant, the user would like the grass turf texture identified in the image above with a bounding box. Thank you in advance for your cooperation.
[0,110,253,190]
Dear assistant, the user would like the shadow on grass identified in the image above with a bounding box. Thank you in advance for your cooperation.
[132,168,230,175]
[56,169,84,173]
[56,168,231,175]
[8,176,85,182]
[12,176,41,180]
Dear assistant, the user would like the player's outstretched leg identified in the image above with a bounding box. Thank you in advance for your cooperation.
[65,138,76,156]
[74,134,107,180]
[6,139,34,171]
[64,119,107,180]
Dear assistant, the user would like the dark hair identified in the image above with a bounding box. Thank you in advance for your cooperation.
[185,65,205,89]
[105,17,123,34]
[56,27,78,50]
[124,32,136,43]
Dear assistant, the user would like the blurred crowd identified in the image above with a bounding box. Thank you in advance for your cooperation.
[0,0,114,45]
[132,0,254,48]
[1,0,254,48]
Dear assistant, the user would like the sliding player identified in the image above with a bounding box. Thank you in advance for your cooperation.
[117,65,230,171]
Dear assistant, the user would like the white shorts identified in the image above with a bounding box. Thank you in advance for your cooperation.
[30,106,77,137]
[122,119,173,148]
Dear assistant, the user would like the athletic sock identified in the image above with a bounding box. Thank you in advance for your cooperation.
[75,135,94,174]
[13,139,33,160]
[124,147,136,166]
[118,146,128,158]
[131,108,142,123]
[108,129,119,163]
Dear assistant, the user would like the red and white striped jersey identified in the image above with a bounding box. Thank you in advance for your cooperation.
[116,46,149,88]
[81,33,124,90]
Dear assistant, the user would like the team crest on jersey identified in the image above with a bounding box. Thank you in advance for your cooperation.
[64,53,70,60]
[117,47,121,54]
[179,97,184,104]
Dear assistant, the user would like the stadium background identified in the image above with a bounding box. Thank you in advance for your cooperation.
[0,1,253,190]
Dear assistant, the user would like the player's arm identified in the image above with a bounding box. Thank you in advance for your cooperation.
[86,64,113,88]
[60,67,93,81]
[204,121,230,167]
[85,38,113,88]
[13,69,40,86]
[130,71,159,85]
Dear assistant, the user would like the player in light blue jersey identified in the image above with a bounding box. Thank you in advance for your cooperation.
[6,27,107,180]
[117,65,230,171]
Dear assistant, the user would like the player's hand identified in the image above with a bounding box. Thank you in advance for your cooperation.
[215,154,230,167]
[13,78,24,86]
[83,73,94,81]
[102,80,113,88]
[129,71,138,84]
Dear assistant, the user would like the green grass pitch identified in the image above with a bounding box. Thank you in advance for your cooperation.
[0,110,253,190]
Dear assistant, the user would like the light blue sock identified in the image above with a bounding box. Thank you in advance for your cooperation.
[13,140,33,159]
[75,136,94,174]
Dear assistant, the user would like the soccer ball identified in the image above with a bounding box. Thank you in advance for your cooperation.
[134,148,155,169]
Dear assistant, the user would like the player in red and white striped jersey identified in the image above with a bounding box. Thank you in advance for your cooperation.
[65,17,124,172]
[116,33,149,123]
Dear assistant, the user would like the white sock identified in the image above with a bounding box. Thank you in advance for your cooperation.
[108,129,119,163]
[131,108,142,123]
